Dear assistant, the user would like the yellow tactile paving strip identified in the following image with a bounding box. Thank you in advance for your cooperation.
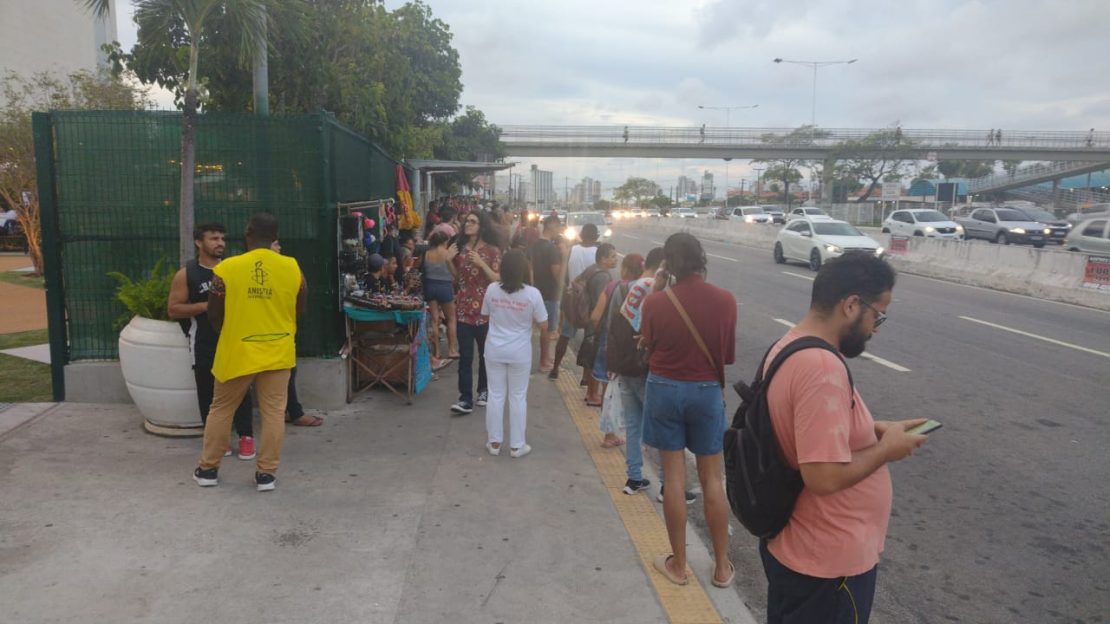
[553,374,723,624]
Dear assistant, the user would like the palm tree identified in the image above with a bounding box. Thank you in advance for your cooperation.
[83,0,271,266]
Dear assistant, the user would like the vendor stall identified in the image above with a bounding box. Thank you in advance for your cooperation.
[337,199,430,404]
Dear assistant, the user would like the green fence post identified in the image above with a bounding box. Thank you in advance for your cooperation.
[33,112,67,401]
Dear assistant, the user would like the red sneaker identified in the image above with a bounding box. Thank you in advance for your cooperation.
[237,436,256,461]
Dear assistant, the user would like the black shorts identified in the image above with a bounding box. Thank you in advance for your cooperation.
[760,539,878,624]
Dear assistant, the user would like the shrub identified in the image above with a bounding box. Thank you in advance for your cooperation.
[108,259,173,328]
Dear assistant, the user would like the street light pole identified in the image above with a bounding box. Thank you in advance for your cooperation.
[773,57,856,203]
[698,104,758,209]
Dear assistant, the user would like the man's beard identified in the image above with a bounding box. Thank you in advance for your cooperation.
[210,248,225,259]
[839,315,870,359]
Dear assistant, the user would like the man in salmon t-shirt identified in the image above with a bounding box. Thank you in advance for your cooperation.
[761,252,928,624]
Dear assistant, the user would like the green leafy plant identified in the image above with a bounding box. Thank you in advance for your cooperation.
[108,258,174,328]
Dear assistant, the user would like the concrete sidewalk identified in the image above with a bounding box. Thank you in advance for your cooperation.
[0,359,755,623]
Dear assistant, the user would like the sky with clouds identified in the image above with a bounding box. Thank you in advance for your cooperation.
[118,0,1110,198]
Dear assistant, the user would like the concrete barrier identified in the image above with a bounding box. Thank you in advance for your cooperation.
[618,218,1110,311]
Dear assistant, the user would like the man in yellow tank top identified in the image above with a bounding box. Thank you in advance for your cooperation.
[193,213,307,492]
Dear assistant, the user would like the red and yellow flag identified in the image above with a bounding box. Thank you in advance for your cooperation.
[396,165,421,230]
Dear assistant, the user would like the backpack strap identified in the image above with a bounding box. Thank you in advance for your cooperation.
[664,288,723,388]
[759,336,855,409]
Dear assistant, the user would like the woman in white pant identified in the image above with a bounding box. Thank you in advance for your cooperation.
[480,249,548,458]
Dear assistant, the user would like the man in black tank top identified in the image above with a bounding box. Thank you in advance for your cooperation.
[168,223,255,459]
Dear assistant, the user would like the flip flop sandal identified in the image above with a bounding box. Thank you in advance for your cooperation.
[291,415,324,427]
[712,562,735,588]
[653,554,689,586]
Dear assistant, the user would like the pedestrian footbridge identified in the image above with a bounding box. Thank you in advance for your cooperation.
[499,125,1110,162]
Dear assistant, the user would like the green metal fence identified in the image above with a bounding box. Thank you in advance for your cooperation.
[35,110,407,394]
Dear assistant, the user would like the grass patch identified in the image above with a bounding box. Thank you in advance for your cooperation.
[0,353,53,402]
[0,271,44,290]
[0,329,49,350]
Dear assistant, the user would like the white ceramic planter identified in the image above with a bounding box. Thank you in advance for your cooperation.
[118,316,202,436]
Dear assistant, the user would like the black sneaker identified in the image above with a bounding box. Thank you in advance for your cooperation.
[657,486,696,504]
[450,401,473,415]
[623,478,651,495]
[255,472,276,492]
[475,392,488,407]
[193,467,218,487]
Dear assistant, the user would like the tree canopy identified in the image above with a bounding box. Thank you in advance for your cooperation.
[107,0,491,161]
[754,125,824,207]
[1,70,151,274]
[613,177,660,207]
[832,128,916,202]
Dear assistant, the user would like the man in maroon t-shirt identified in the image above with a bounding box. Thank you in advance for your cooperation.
[641,232,736,589]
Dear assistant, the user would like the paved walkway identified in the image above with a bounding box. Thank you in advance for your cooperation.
[0,357,757,624]
[0,255,46,335]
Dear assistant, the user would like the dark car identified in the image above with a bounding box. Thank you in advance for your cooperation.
[1012,207,1071,245]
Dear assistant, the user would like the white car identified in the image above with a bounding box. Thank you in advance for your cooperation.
[774,218,884,271]
[882,209,964,240]
[728,206,773,224]
[564,212,612,242]
[672,208,697,219]
[1063,218,1110,254]
[786,207,829,221]
[0,209,19,234]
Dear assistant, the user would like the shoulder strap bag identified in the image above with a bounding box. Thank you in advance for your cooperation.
[664,288,724,388]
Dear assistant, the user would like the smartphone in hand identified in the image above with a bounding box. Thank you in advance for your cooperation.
[907,420,942,435]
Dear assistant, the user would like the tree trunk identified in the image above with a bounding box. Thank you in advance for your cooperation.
[785,179,792,208]
[857,178,881,202]
[179,88,198,267]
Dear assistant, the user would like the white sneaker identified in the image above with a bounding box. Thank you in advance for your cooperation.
[510,444,532,459]
[486,442,502,456]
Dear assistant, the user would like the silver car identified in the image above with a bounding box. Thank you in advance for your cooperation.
[1063,218,1110,254]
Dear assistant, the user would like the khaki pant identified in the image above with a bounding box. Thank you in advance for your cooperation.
[199,368,291,474]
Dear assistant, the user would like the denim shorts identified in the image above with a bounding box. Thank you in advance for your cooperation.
[544,300,560,331]
[642,372,726,456]
[423,279,454,304]
[560,313,578,339]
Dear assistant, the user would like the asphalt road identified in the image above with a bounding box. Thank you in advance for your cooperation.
[610,226,1110,624]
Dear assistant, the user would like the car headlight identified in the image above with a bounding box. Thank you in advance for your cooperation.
[826,244,842,253]
[603,228,612,238]
[1043,228,1051,235]
[744,216,754,223]
[925,226,936,233]
[1010,227,1026,234]
[955,225,964,233]
[875,247,884,256]
[1066,223,1073,228]
[528,213,539,222]
[563,227,577,240]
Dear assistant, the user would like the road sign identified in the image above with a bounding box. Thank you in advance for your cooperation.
[881,182,902,201]
[1082,255,1110,291]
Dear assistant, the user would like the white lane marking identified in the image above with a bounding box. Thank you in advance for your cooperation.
[781,271,815,281]
[958,316,1110,359]
[707,253,739,263]
[771,318,912,372]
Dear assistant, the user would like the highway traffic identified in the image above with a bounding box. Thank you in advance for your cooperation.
[611,227,1110,624]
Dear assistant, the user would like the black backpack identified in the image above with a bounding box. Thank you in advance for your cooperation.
[723,336,855,539]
